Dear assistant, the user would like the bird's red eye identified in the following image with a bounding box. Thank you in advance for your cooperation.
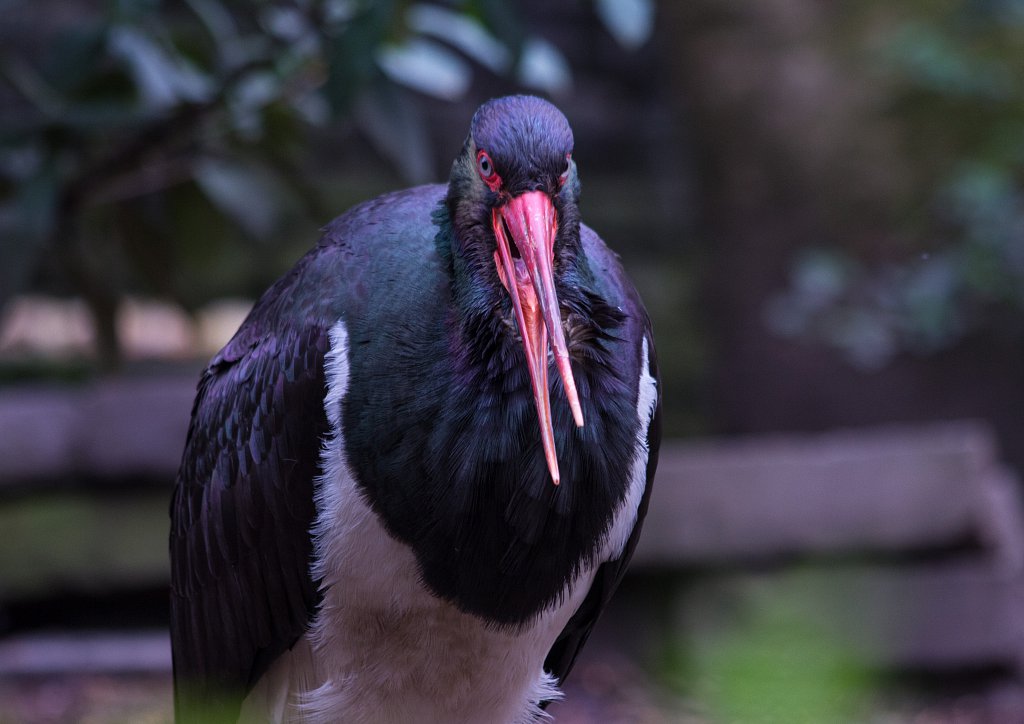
[476,150,500,190]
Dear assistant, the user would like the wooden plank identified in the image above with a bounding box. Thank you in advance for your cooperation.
[0,389,79,483]
[0,375,196,490]
[636,421,1008,566]
[0,631,170,675]
[76,376,196,481]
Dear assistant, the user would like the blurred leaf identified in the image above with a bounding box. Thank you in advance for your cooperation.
[323,0,359,26]
[772,1,1024,365]
[595,0,654,51]
[108,25,214,109]
[259,4,323,71]
[765,250,853,335]
[791,250,854,310]
[354,82,433,185]
[884,22,1013,100]
[227,70,283,139]
[900,254,962,347]
[767,250,902,369]
[193,157,291,238]
[828,307,899,370]
[1,55,66,118]
[0,144,43,182]
[184,0,250,71]
[407,3,511,74]
[288,90,331,127]
[323,0,396,113]
[0,0,534,361]
[472,0,527,55]
[184,0,238,43]
[516,36,571,95]
[375,38,471,101]
[261,5,313,42]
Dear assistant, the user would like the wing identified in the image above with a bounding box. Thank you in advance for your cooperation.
[543,326,662,685]
[169,310,331,723]
[169,187,443,722]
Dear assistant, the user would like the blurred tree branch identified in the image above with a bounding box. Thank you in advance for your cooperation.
[0,0,650,369]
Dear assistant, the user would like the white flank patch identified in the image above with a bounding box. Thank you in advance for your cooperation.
[244,318,592,723]
[599,335,658,562]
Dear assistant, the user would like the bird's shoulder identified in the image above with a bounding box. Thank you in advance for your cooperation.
[578,225,650,324]
[287,184,451,330]
[319,184,447,252]
[207,183,449,368]
[575,224,657,388]
[176,182,453,511]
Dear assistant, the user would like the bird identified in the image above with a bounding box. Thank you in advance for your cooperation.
[169,94,661,724]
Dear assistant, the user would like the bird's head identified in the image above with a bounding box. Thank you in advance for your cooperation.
[445,95,584,486]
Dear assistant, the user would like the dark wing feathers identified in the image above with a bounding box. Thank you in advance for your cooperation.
[169,320,330,722]
[167,193,424,722]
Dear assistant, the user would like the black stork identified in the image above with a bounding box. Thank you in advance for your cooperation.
[170,95,661,723]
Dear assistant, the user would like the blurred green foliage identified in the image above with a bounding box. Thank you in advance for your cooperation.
[664,572,877,723]
[0,492,169,597]
[0,0,649,365]
[769,0,1024,367]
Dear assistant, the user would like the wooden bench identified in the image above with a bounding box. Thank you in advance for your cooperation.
[631,422,1024,674]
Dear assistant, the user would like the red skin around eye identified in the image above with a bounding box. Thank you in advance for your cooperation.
[476,150,502,192]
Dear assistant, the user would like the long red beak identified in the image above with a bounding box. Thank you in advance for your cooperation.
[492,191,584,485]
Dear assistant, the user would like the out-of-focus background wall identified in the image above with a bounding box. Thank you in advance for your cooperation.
[2,1,1023,721]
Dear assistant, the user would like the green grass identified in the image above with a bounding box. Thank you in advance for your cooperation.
[0,492,170,598]
[664,571,878,723]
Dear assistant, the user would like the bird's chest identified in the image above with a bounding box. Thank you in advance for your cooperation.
[340,326,638,625]
[258,445,596,724]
